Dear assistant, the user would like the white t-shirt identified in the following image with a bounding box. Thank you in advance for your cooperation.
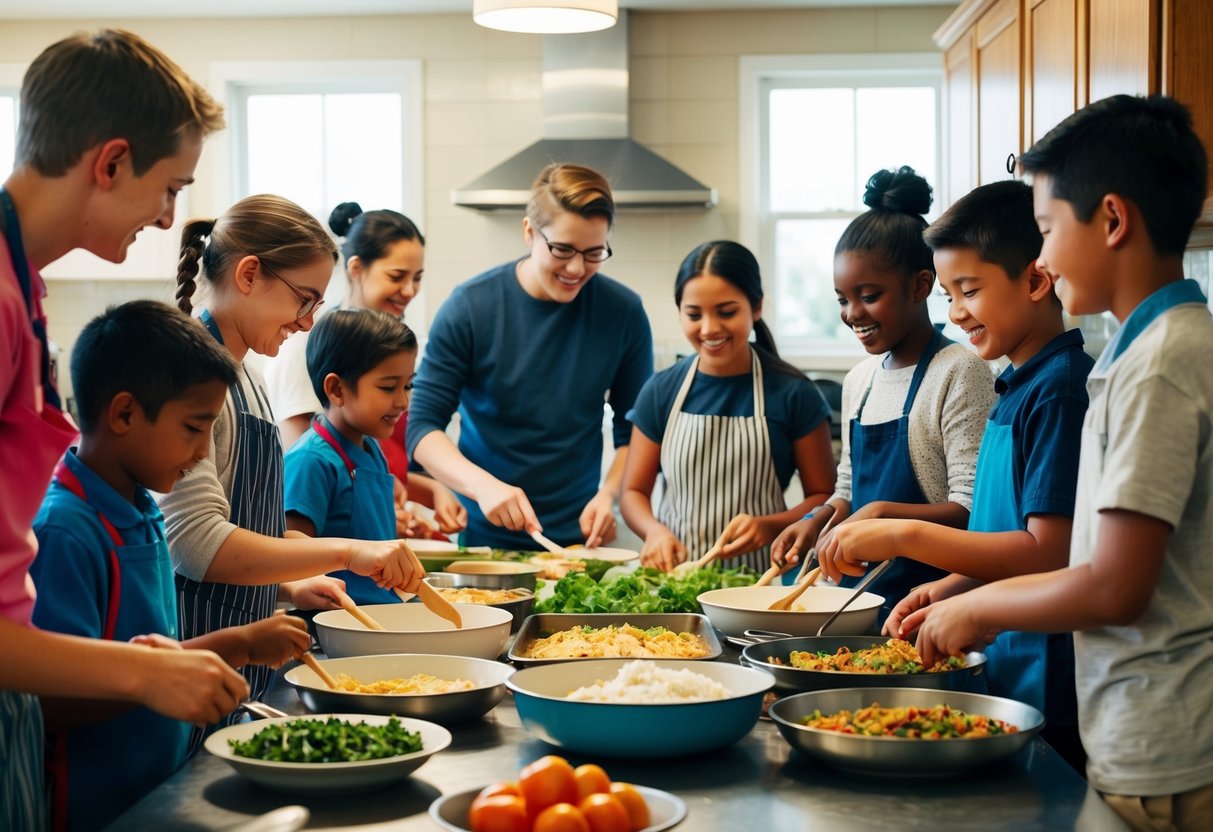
[262,328,322,424]
[832,342,995,508]
[1070,302,1213,796]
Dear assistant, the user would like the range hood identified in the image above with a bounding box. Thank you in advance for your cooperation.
[452,12,717,211]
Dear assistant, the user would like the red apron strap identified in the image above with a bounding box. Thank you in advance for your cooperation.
[311,419,358,480]
[51,459,124,640]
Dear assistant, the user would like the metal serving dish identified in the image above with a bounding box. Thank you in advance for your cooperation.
[284,653,512,723]
[423,573,534,632]
[508,613,723,666]
[443,560,542,591]
[739,634,986,694]
[697,585,883,637]
[769,687,1044,777]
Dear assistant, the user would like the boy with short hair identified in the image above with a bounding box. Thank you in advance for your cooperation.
[31,300,311,831]
[817,179,1093,769]
[902,95,1213,830]
[0,29,242,829]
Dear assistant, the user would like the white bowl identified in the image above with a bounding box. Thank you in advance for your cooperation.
[558,547,640,563]
[204,713,451,794]
[403,539,491,555]
[445,560,543,576]
[314,603,512,659]
[697,585,883,637]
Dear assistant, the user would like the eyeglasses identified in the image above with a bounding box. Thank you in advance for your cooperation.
[262,263,324,319]
[534,227,612,264]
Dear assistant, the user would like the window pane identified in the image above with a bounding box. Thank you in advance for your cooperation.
[855,87,938,208]
[323,93,403,215]
[0,96,16,181]
[769,88,855,212]
[246,94,325,218]
[773,218,851,340]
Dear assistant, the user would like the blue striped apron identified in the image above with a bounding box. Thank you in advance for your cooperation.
[842,331,951,626]
[176,310,283,745]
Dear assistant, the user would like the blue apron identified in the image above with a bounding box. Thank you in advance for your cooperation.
[842,331,950,625]
[310,416,400,605]
[177,310,283,746]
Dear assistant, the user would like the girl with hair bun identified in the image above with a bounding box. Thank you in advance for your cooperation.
[771,167,995,622]
[620,240,837,572]
[161,194,424,736]
[407,163,653,550]
[264,200,466,537]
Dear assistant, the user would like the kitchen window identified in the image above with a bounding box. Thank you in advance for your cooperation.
[740,54,944,366]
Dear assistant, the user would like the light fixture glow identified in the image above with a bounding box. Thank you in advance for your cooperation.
[473,0,619,34]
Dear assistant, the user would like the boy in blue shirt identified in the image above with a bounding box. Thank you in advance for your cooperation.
[900,96,1212,830]
[816,179,1093,770]
[31,301,311,831]
[285,309,417,604]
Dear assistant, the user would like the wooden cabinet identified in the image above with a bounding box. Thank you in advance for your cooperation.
[1024,0,1081,145]
[944,33,977,205]
[976,0,1022,186]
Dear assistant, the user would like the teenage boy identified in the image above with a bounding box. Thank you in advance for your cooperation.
[903,95,1212,831]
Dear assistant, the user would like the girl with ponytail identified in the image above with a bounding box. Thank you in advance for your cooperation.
[161,194,424,737]
[770,166,995,623]
[620,240,837,572]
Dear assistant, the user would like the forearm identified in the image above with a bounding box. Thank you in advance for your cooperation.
[411,431,498,500]
[202,528,349,584]
[620,487,666,540]
[761,495,831,539]
[183,627,252,669]
[599,447,628,498]
[902,524,1059,582]
[953,565,1132,633]
[0,620,155,700]
[405,473,443,508]
[867,500,969,529]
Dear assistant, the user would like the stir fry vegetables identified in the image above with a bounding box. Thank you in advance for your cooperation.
[228,717,422,762]
[802,704,1018,738]
[535,566,756,614]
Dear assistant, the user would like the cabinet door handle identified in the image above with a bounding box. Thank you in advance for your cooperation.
[1006,153,1017,175]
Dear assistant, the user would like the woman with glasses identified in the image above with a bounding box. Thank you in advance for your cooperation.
[407,164,653,550]
[161,195,425,736]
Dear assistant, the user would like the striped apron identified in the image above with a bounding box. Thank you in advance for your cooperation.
[177,311,283,747]
[657,349,786,573]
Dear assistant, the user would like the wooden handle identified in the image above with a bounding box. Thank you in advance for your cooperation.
[768,567,822,611]
[339,596,385,631]
[398,584,464,629]
[299,652,338,690]
[754,564,783,587]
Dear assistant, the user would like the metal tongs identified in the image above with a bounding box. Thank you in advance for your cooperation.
[815,558,895,636]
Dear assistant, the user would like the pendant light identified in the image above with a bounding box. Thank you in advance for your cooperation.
[473,0,619,34]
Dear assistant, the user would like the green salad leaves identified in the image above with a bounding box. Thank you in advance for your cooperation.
[228,717,422,763]
[535,566,756,614]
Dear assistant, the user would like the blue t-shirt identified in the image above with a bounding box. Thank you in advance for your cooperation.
[284,418,399,605]
[406,261,654,549]
[627,354,830,489]
[30,450,189,832]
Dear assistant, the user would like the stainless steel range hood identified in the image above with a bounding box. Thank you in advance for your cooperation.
[452,12,717,211]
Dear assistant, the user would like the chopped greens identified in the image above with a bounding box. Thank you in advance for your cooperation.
[534,566,756,615]
[228,717,422,763]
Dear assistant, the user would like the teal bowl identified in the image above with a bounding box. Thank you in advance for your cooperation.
[506,659,774,758]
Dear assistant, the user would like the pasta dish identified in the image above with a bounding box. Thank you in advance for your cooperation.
[516,623,711,659]
[331,672,475,695]
[774,638,963,674]
[802,703,1018,738]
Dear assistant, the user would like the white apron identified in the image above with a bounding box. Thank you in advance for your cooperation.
[657,349,786,572]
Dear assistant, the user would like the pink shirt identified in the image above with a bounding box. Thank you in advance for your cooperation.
[0,233,77,625]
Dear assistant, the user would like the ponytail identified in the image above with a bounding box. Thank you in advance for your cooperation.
[176,218,213,313]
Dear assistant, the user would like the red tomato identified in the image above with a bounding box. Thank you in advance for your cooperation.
[519,755,579,816]
[573,764,612,801]
[533,803,591,832]
[578,793,631,832]
[608,782,650,832]
[468,794,528,832]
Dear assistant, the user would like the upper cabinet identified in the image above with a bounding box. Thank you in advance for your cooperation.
[935,0,1213,244]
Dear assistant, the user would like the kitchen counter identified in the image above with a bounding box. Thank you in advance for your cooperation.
[109,658,1129,832]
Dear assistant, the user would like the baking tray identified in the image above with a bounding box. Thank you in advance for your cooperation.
[507,613,723,666]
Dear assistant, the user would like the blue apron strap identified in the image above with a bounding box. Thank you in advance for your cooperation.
[902,329,947,417]
[198,308,223,344]
[0,188,61,410]
[51,459,124,641]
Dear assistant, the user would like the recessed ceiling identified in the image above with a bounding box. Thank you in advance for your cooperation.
[0,0,957,20]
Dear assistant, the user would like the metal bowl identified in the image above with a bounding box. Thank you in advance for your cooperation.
[769,687,1044,777]
[423,574,535,632]
[284,654,512,723]
[443,560,542,591]
[739,635,986,694]
[314,603,512,660]
[507,659,774,757]
[697,585,883,637]
[403,539,493,573]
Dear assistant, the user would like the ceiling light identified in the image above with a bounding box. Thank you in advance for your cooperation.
[473,0,618,34]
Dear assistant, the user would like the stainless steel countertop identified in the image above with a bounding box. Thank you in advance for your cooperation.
[109,658,1129,832]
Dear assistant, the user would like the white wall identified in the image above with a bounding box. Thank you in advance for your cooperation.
[0,6,952,399]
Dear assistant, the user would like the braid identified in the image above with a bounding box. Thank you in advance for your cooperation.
[176,218,213,313]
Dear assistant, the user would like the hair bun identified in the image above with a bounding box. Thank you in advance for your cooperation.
[862,166,933,217]
[328,201,364,238]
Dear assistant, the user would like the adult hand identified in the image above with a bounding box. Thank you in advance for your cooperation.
[345,539,425,594]
[281,575,347,611]
[770,516,827,571]
[432,485,468,534]
[579,490,618,549]
[640,528,687,572]
[245,612,311,668]
[476,479,540,533]
[904,593,992,667]
[882,582,937,640]
[131,644,249,725]
[817,519,907,583]
[715,514,772,559]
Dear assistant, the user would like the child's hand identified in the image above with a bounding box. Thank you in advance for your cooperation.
[131,644,249,725]
[476,479,540,533]
[905,593,994,667]
[244,612,311,668]
[817,519,907,583]
[640,528,686,572]
[432,486,468,534]
[282,575,347,610]
[883,582,937,639]
[579,490,618,549]
[716,514,771,559]
[346,539,424,593]
[771,517,825,570]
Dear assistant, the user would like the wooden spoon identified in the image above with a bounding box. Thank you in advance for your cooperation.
[529,529,577,559]
[299,652,338,690]
[672,531,728,576]
[337,593,385,631]
[395,584,463,629]
[753,564,785,587]
[767,565,823,611]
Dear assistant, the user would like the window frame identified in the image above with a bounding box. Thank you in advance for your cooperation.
[739,53,944,369]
